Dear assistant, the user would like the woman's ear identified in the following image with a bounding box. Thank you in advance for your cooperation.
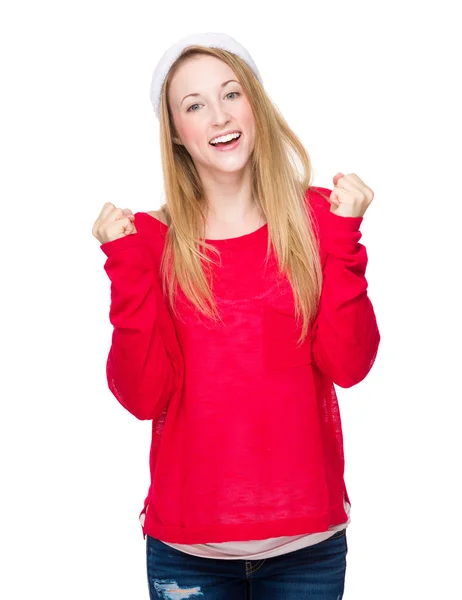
[171,125,183,145]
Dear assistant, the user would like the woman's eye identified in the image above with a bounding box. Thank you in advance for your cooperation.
[187,92,240,112]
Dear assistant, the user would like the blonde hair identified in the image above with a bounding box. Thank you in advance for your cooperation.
[157,45,323,344]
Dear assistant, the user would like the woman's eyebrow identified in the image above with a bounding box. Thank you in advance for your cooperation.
[181,80,241,105]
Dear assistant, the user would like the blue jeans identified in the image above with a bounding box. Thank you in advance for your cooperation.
[146,529,348,599]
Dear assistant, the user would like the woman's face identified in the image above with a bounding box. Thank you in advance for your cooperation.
[167,54,256,177]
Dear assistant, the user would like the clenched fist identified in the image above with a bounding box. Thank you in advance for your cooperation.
[92,202,137,244]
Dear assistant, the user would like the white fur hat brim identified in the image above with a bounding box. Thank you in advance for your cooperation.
[149,32,263,120]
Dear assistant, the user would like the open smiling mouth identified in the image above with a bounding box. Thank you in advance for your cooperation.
[209,133,242,151]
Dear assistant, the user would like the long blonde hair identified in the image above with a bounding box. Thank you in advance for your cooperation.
[157,45,323,345]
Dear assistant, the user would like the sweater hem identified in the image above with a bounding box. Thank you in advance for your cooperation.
[140,501,349,544]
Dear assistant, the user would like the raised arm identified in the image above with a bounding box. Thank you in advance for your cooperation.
[100,230,183,420]
[308,187,381,388]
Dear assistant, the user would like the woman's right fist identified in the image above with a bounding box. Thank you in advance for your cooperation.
[92,203,137,244]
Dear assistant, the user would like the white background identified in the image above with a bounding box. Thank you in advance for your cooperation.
[1,1,461,598]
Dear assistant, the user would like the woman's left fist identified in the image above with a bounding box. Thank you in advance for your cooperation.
[329,173,374,218]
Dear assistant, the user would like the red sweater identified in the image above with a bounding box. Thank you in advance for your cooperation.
[100,186,380,544]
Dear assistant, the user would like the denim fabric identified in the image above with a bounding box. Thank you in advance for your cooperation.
[146,529,347,599]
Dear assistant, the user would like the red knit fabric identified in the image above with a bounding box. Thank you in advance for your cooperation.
[100,186,380,544]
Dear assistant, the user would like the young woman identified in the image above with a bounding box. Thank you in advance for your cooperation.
[93,32,380,600]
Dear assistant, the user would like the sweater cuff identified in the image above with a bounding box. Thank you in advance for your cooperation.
[100,232,151,257]
[321,210,364,257]
[324,209,363,230]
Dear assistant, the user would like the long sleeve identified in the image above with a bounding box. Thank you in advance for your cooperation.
[100,232,183,420]
[309,188,381,388]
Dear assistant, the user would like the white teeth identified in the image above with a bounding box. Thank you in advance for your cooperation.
[210,132,241,145]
